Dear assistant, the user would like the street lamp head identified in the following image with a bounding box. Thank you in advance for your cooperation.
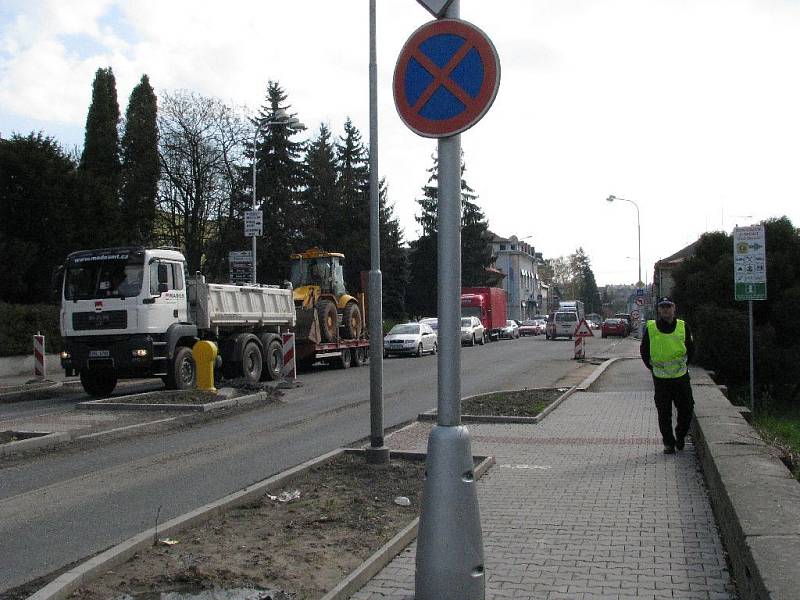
[606,195,616,203]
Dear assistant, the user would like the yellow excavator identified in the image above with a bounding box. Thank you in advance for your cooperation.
[289,248,364,343]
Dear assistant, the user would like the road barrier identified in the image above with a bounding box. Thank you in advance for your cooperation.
[33,333,46,378]
[281,333,296,379]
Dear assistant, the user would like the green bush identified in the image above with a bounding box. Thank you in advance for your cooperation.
[0,302,62,357]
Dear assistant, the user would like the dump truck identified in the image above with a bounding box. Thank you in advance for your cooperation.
[59,246,295,397]
[287,248,369,369]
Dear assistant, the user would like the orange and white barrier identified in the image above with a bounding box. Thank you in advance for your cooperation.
[33,333,46,378]
[281,333,296,379]
[574,336,585,360]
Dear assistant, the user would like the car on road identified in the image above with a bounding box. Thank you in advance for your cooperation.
[519,319,543,336]
[384,322,438,357]
[419,317,438,332]
[614,313,633,335]
[499,319,520,339]
[460,316,486,346]
[601,318,628,338]
[546,310,579,340]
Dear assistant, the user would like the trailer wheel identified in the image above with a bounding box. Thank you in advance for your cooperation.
[165,346,196,390]
[338,348,352,369]
[351,347,366,367]
[80,369,117,398]
[341,302,363,339]
[261,338,283,381]
[241,341,263,383]
[317,300,338,342]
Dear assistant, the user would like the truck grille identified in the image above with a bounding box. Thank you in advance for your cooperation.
[72,310,127,330]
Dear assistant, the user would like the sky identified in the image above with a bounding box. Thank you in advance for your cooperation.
[2,0,799,286]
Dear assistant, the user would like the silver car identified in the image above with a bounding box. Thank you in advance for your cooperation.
[384,322,438,358]
[461,316,486,346]
[500,319,520,339]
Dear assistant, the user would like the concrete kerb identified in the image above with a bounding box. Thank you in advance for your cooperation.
[0,431,71,456]
[575,357,620,390]
[27,448,495,600]
[76,389,269,413]
[0,380,65,402]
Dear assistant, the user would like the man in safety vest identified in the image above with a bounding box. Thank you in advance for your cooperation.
[640,296,695,454]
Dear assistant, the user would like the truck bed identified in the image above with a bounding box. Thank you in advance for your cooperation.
[190,282,295,329]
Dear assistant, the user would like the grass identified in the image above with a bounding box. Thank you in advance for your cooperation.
[753,400,800,481]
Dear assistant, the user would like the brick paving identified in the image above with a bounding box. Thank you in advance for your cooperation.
[354,362,737,599]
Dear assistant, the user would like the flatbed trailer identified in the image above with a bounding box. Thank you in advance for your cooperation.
[296,337,370,369]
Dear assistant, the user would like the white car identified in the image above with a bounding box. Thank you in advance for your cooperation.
[419,317,438,332]
[384,322,438,358]
[500,319,520,339]
[460,316,486,346]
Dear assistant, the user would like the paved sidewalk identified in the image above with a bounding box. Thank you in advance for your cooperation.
[354,360,737,600]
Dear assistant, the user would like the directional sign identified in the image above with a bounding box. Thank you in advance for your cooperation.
[244,210,263,237]
[574,319,594,338]
[394,19,500,138]
[229,251,253,284]
[734,225,767,300]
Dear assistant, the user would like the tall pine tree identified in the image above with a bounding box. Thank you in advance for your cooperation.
[378,178,410,320]
[302,124,338,249]
[120,74,159,245]
[79,67,121,246]
[253,81,306,283]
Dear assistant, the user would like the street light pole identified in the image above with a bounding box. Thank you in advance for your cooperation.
[251,108,304,283]
[606,195,641,285]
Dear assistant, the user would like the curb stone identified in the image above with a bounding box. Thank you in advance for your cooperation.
[76,389,268,412]
[26,448,494,600]
[0,431,71,456]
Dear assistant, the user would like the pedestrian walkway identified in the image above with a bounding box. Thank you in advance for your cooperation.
[354,359,737,600]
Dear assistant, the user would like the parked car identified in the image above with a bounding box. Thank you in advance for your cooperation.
[614,313,633,335]
[460,316,486,346]
[546,310,578,340]
[601,318,628,338]
[519,319,542,336]
[384,322,438,357]
[419,317,438,332]
[499,319,520,339]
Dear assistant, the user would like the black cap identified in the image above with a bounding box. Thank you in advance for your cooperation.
[657,296,675,306]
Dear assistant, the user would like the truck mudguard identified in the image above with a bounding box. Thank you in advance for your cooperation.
[166,323,199,358]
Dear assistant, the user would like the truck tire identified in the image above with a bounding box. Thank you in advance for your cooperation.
[341,302,363,339]
[80,369,117,398]
[241,341,263,383]
[351,347,366,367]
[164,346,196,390]
[261,338,283,381]
[317,300,338,342]
[338,348,352,369]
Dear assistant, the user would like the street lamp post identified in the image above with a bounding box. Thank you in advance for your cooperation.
[251,108,304,283]
[606,195,641,286]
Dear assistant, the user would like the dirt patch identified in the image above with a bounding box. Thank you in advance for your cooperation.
[96,390,234,405]
[67,453,426,600]
[461,387,567,417]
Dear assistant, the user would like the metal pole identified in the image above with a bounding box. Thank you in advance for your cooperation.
[635,201,641,285]
[415,3,485,597]
[251,127,259,284]
[749,299,755,414]
[366,0,388,465]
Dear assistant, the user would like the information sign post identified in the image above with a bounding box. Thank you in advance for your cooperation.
[394,2,499,597]
[734,225,767,413]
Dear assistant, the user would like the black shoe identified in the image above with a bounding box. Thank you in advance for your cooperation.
[675,438,685,451]
[663,445,676,454]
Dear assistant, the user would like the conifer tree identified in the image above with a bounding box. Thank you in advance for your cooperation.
[79,67,121,245]
[120,74,159,245]
[378,178,410,320]
[253,81,306,283]
[302,124,338,249]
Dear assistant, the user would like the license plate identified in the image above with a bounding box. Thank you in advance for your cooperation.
[89,350,110,358]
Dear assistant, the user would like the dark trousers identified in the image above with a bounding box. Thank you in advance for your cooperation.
[653,373,694,446]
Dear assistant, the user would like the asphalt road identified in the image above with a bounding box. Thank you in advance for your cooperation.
[0,333,633,593]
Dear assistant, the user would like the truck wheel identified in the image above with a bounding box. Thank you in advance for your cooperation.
[351,347,366,367]
[241,341,263,383]
[341,302,363,340]
[80,369,117,398]
[317,300,338,342]
[339,348,352,369]
[165,346,196,390]
[261,339,283,381]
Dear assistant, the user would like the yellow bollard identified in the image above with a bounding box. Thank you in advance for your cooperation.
[192,340,218,392]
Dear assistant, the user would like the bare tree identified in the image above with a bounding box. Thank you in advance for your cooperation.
[156,90,249,275]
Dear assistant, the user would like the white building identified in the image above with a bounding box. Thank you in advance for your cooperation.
[490,233,546,321]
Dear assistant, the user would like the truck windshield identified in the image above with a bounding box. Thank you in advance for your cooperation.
[462,307,481,318]
[290,258,332,288]
[65,255,145,300]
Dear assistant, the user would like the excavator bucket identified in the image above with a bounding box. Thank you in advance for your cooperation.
[294,306,321,344]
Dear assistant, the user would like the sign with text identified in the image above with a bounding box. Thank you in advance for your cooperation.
[244,210,263,237]
[734,225,767,301]
[229,251,253,284]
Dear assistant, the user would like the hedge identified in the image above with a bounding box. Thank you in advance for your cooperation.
[0,303,62,357]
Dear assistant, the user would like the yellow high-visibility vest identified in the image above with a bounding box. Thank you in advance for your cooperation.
[647,319,688,379]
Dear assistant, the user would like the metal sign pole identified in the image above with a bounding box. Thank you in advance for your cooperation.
[415,6,485,599]
[749,299,755,414]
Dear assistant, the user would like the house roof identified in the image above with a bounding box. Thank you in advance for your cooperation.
[655,239,699,266]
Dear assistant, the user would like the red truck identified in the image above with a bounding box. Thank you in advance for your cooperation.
[461,287,508,341]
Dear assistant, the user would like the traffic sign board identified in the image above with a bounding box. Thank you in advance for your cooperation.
[635,297,645,306]
[574,319,594,337]
[636,288,645,297]
[416,0,455,17]
[244,210,263,237]
[229,251,253,284]
[394,19,500,138]
[630,309,641,319]
[734,225,767,300]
